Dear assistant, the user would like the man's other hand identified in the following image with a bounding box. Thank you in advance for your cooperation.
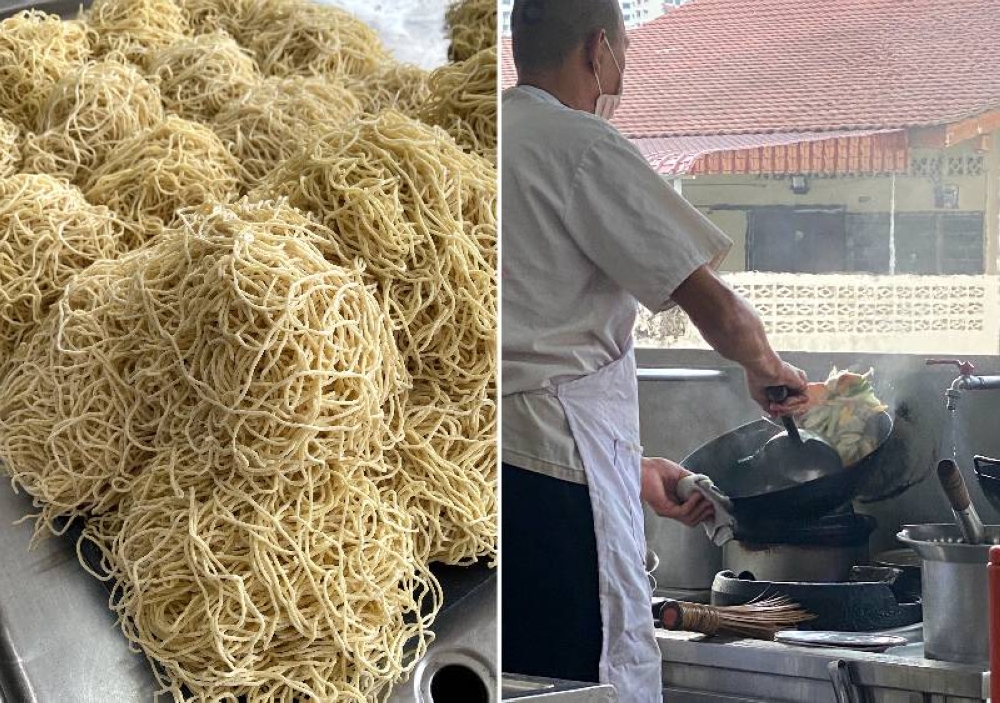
[640,457,714,527]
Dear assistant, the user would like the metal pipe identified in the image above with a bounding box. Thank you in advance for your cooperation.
[946,375,1000,410]
[950,375,1000,392]
[925,360,1000,410]
[636,368,727,382]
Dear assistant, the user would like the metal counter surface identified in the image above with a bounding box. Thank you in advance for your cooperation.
[0,486,155,703]
[656,630,990,703]
[501,674,617,702]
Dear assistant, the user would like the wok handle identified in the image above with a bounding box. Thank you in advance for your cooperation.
[766,386,802,443]
[975,455,1000,477]
[765,386,790,403]
[937,459,985,544]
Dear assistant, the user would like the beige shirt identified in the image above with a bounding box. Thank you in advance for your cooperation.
[501,85,732,484]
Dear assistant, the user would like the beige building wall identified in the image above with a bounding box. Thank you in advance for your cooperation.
[702,209,746,272]
[985,129,1000,274]
[678,136,999,273]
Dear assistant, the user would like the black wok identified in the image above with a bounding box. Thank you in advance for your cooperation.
[681,411,893,523]
[973,455,1000,513]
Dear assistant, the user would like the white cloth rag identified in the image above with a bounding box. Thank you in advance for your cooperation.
[676,473,736,546]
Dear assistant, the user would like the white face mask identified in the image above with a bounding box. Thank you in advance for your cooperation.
[594,36,623,121]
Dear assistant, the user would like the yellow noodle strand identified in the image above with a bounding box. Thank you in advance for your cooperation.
[0,1,497,698]
[0,117,21,178]
[347,61,431,119]
[446,0,496,62]
[420,47,497,162]
[246,1,387,78]
[254,112,497,563]
[88,0,191,67]
[146,30,259,122]
[23,56,164,184]
[0,174,125,358]
[0,10,93,128]
[83,116,240,243]
[212,76,361,191]
[178,0,298,41]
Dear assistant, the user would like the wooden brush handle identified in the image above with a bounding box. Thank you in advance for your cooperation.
[938,459,985,544]
[938,459,971,511]
[656,599,720,635]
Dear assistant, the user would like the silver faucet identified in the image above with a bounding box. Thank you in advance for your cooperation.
[926,359,1000,411]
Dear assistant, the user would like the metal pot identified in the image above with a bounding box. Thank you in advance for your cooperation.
[897,523,997,665]
[643,507,720,597]
[724,511,876,582]
[724,541,870,584]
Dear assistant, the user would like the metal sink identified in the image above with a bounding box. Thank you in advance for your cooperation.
[390,566,497,703]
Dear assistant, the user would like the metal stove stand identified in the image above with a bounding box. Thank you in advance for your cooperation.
[656,631,989,703]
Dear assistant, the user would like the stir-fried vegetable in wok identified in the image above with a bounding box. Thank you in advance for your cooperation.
[799,368,887,466]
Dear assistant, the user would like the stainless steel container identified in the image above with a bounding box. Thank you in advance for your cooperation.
[638,367,729,596]
[644,506,721,596]
[723,540,870,583]
[897,523,997,665]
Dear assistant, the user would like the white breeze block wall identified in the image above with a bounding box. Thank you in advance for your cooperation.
[636,273,1000,355]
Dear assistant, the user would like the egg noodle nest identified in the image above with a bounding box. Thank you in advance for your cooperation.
[0,0,497,700]
[445,0,496,62]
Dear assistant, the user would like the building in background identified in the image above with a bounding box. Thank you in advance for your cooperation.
[620,0,665,27]
[501,0,1000,354]
[500,0,685,35]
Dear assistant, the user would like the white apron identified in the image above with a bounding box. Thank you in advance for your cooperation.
[553,344,663,703]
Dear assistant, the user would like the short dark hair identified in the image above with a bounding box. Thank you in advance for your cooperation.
[511,0,621,74]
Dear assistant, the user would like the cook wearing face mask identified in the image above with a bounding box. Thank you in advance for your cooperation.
[593,35,623,120]
[501,1,809,700]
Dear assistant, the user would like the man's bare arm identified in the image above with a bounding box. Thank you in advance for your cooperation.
[671,265,808,413]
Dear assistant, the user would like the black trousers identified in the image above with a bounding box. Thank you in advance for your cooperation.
[501,463,603,683]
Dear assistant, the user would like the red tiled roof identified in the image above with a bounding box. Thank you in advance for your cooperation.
[501,0,1000,138]
[501,36,514,90]
[634,129,907,175]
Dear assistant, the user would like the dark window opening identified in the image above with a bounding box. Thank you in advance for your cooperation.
[747,206,984,275]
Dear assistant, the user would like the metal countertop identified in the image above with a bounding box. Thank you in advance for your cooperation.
[656,630,989,701]
[0,486,155,702]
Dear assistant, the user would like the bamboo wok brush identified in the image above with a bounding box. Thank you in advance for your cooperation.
[654,597,815,640]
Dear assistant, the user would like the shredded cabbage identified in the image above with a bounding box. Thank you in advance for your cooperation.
[799,367,887,466]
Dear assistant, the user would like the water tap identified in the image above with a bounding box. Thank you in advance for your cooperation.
[926,359,1000,410]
